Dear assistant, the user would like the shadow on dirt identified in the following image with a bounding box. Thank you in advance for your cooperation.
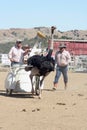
[0,90,35,98]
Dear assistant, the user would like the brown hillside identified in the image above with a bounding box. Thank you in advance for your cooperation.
[0,27,87,43]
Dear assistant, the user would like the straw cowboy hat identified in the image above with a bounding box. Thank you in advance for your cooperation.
[16,39,23,43]
[22,44,30,49]
[59,43,66,48]
[23,44,29,48]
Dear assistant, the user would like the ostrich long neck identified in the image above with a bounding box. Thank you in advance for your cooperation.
[50,33,53,50]
[47,33,53,58]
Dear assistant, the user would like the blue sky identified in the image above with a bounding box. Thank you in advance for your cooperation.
[0,0,87,31]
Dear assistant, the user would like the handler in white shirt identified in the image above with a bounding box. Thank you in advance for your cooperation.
[53,43,71,90]
[8,39,29,66]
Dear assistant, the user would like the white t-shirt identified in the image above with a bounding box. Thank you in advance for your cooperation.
[8,46,25,64]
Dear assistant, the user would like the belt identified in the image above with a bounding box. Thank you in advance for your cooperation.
[12,61,20,64]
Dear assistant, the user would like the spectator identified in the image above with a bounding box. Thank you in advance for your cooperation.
[53,43,71,90]
[22,44,31,64]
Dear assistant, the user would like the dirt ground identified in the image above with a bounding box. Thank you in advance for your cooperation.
[0,68,87,130]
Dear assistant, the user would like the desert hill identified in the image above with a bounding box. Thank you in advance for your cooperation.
[0,27,87,44]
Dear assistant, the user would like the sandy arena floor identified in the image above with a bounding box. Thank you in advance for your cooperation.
[0,68,87,130]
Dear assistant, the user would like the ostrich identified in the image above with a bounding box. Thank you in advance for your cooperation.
[25,27,56,98]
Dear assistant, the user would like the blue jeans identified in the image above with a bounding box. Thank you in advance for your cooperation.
[54,65,68,84]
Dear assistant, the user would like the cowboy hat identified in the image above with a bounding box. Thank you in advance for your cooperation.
[16,39,22,43]
[59,43,66,48]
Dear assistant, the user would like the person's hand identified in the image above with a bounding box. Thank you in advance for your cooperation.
[10,58,14,62]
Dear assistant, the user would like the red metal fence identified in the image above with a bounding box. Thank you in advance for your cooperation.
[48,39,87,55]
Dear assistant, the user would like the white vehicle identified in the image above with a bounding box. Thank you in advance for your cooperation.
[5,65,43,97]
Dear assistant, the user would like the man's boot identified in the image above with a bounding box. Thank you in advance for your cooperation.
[53,83,58,90]
[65,82,67,90]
